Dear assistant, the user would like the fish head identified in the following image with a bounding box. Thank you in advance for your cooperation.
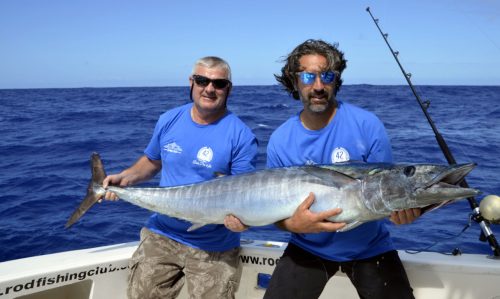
[410,163,480,206]
[362,163,480,212]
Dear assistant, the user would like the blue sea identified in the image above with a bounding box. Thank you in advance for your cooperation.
[1,85,499,262]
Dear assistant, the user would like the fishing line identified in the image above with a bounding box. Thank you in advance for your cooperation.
[455,4,500,52]
[405,214,473,256]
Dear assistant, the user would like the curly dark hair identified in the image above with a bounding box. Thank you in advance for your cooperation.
[275,39,347,99]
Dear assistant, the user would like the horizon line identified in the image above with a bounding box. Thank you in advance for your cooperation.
[2,83,499,91]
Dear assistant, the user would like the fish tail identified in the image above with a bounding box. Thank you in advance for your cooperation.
[65,152,107,228]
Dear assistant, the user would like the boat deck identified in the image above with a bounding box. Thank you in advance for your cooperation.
[1,240,499,298]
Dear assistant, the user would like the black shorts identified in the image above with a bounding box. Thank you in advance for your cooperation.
[263,243,414,299]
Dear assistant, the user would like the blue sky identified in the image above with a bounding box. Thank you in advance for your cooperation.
[1,0,499,88]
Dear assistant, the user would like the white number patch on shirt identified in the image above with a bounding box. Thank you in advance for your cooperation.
[331,147,350,163]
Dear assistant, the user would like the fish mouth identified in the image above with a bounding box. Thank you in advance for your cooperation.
[423,163,477,189]
[416,163,480,203]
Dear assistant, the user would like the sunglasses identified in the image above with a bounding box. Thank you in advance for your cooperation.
[297,71,336,85]
[192,74,231,89]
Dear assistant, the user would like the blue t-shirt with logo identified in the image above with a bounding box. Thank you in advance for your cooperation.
[144,103,258,251]
[267,101,394,261]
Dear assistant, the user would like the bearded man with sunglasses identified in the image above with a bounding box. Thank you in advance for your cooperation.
[262,40,419,298]
[102,56,258,299]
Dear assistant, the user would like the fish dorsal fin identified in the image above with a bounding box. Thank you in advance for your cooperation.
[317,162,388,180]
[303,166,359,188]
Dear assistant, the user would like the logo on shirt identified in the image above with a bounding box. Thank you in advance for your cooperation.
[193,146,213,168]
[164,142,183,154]
[331,147,350,163]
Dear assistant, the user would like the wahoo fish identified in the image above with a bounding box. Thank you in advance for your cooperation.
[66,153,480,231]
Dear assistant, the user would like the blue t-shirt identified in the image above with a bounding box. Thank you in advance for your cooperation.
[144,103,258,251]
[267,101,394,261]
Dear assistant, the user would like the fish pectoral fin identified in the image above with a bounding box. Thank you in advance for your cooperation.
[337,221,364,232]
[303,166,359,188]
[187,223,207,231]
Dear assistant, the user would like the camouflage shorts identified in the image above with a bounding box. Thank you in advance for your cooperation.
[127,227,241,299]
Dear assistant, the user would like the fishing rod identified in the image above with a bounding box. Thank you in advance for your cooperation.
[366,7,500,257]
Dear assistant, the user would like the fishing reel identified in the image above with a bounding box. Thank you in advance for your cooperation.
[480,195,500,224]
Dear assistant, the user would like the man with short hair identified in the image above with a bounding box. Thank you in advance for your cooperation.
[104,56,258,299]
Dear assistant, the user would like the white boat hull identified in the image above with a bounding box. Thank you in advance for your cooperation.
[1,240,499,298]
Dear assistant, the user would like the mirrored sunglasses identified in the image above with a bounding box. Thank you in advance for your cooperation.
[192,75,231,89]
[297,71,336,85]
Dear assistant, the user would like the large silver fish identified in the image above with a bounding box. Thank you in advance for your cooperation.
[66,153,480,231]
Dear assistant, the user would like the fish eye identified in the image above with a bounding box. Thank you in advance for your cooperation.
[403,166,416,177]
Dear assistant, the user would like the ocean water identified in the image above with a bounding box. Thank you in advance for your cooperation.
[1,85,499,262]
